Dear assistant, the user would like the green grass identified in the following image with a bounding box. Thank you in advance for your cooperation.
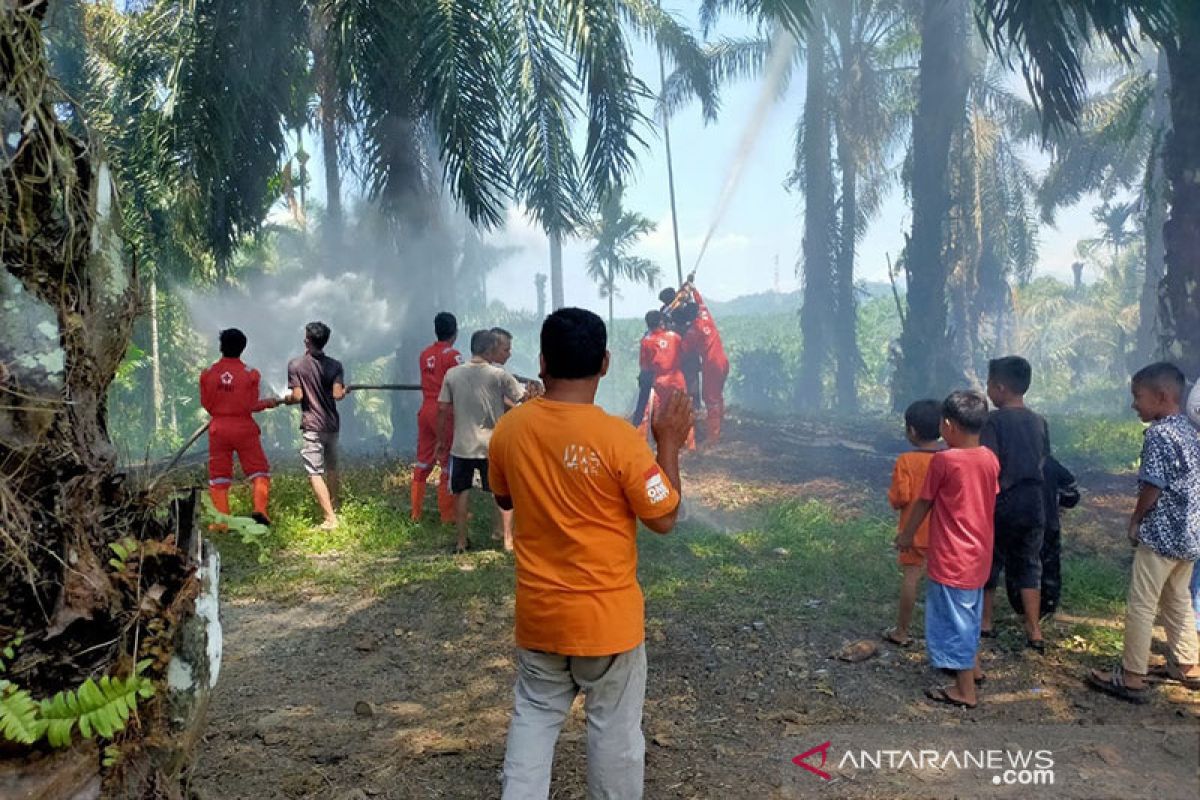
[1049,414,1145,473]
[216,467,1133,652]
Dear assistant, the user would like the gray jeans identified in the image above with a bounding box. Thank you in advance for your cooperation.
[501,643,647,800]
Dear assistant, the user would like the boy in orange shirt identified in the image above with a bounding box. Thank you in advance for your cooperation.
[489,307,692,799]
[885,399,944,646]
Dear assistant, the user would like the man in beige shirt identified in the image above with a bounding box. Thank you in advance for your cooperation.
[437,329,528,553]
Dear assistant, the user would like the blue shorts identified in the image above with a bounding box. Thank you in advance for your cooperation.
[925,580,984,670]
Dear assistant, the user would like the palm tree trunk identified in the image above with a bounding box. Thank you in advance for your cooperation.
[310,6,341,250]
[550,233,565,310]
[659,48,684,286]
[834,138,859,411]
[607,256,615,330]
[1134,49,1169,368]
[797,17,836,411]
[893,0,969,409]
[148,271,164,434]
[1160,11,1200,379]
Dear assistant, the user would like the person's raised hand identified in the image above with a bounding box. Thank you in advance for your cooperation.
[651,390,694,451]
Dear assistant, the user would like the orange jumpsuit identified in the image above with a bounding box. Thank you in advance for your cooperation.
[412,340,462,522]
[682,289,730,444]
[200,357,274,521]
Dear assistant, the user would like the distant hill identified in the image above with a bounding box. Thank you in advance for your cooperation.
[706,281,893,318]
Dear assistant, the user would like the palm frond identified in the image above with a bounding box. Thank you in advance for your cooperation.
[557,0,651,207]
[975,0,1174,134]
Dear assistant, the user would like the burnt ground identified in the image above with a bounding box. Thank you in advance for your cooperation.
[190,413,1200,800]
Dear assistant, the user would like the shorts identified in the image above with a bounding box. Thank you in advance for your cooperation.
[450,456,489,494]
[985,523,1043,591]
[925,580,984,670]
[898,546,927,567]
[300,430,339,477]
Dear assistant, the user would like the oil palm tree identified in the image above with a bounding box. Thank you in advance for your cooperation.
[975,0,1197,378]
[583,188,661,330]
[1037,47,1169,365]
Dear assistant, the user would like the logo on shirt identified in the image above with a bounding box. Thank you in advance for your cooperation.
[218,371,234,391]
[425,356,436,370]
[644,467,670,504]
[562,445,601,476]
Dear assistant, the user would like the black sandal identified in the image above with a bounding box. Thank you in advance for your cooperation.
[1026,638,1046,653]
[453,540,471,555]
[979,628,997,639]
[882,628,912,647]
[925,685,976,709]
[1147,663,1200,690]
[1086,666,1150,704]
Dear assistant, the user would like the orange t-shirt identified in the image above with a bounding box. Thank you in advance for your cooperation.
[888,449,941,550]
[488,397,681,656]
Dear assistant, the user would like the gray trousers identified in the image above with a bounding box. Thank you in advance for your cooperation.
[501,643,647,800]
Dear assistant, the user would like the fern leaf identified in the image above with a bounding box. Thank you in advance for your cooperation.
[1,682,47,744]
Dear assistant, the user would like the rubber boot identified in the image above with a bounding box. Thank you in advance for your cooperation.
[209,485,230,532]
[411,479,427,522]
[437,473,456,524]
[251,477,271,526]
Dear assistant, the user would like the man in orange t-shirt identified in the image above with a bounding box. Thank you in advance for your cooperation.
[489,307,692,800]
[412,312,462,522]
[884,399,945,646]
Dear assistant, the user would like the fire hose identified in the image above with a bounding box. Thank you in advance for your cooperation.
[149,374,542,488]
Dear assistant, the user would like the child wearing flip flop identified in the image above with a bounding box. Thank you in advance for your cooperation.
[885,399,945,646]
[897,391,999,708]
[1089,363,1200,700]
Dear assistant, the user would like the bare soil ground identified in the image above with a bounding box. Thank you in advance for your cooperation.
[190,414,1199,800]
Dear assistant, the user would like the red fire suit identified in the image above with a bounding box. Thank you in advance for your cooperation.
[200,357,274,521]
[683,289,730,443]
[413,341,462,522]
[637,327,693,446]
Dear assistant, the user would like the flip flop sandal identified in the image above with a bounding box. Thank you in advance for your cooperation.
[1147,663,1200,690]
[1026,639,1047,653]
[453,541,471,555]
[881,628,913,647]
[925,685,976,709]
[1086,666,1150,704]
[979,628,998,639]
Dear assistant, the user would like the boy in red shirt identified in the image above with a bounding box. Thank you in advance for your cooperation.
[200,328,280,526]
[885,399,944,646]
[412,312,462,523]
[897,390,999,709]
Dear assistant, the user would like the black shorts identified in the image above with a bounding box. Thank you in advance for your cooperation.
[449,456,490,494]
[986,523,1044,591]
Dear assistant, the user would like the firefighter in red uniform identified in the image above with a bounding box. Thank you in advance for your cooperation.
[635,311,691,444]
[200,328,280,527]
[678,283,730,444]
[411,312,462,522]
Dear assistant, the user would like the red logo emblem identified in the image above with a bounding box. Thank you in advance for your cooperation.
[793,741,833,781]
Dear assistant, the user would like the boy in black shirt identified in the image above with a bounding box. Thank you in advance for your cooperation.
[1006,454,1080,619]
[980,356,1050,651]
